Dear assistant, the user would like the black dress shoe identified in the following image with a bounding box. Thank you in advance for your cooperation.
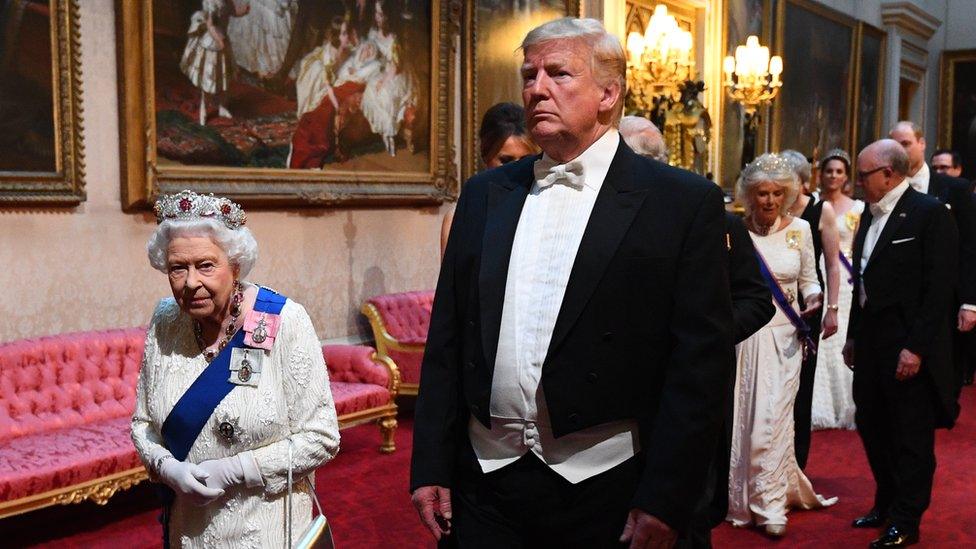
[870,525,919,547]
[852,510,886,528]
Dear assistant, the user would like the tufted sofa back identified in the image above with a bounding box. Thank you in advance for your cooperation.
[0,328,146,443]
[366,291,434,345]
[322,345,390,387]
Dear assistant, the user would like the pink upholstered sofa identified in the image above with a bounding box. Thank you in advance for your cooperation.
[0,329,399,519]
[361,290,435,396]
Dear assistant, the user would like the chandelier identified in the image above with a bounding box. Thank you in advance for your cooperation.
[722,35,783,116]
[625,5,694,107]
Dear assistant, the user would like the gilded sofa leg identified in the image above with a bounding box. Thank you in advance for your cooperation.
[379,415,398,454]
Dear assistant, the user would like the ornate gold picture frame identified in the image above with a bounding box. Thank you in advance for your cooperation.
[459,0,578,180]
[0,0,85,205]
[117,0,458,210]
[939,49,976,180]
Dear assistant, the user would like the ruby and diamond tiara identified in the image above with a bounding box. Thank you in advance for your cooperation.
[153,190,246,230]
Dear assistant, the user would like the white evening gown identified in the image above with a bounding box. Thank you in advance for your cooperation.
[131,297,340,548]
[811,200,864,430]
[727,217,838,527]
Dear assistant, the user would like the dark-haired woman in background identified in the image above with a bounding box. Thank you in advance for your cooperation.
[440,102,538,255]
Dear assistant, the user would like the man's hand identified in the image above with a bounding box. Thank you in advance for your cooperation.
[958,308,976,332]
[411,485,452,541]
[896,348,922,381]
[619,509,677,549]
[842,339,855,370]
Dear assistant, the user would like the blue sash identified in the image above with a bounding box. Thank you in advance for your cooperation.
[754,249,817,356]
[838,251,855,284]
[158,287,286,546]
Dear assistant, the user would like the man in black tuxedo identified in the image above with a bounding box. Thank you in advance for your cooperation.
[620,116,773,548]
[891,122,976,392]
[410,18,734,548]
[843,139,959,548]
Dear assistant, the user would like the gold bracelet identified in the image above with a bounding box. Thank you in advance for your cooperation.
[826,304,839,311]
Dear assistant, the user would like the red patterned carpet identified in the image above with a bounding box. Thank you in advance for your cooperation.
[3,388,975,548]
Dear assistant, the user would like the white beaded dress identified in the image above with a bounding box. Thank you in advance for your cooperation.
[811,200,864,430]
[131,296,340,548]
[727,216,837,527]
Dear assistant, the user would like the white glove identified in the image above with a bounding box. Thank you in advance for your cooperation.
[158,457,225,506]
[197,455,246,492]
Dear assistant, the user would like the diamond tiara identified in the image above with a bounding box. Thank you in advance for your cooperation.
[153,190,246,230]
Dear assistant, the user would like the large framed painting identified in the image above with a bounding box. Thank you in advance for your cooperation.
[853,22,885,154]
[940,50,976,180]
[0,0,84,205]
[460,0,578,179]
[117,0,458,209]
[771,0,856,162]
[720,0,766,190]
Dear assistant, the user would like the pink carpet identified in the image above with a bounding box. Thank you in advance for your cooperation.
[3,388,975,547]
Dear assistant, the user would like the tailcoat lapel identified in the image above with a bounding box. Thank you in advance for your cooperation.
[927,174,948,203]
[546,142,650,360]
[866,188,919,271]
[479,159,535,373]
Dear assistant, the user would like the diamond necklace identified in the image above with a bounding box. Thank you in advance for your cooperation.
[193,281,244,362]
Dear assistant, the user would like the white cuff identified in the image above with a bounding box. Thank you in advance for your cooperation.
[239,450,264,488]
[961,304,976,313]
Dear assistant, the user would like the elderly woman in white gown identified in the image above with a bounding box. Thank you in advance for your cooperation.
[727,154,837,537]
[131,190,339,548]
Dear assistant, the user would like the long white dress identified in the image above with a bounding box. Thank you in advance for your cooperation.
[227,0,298,78]
[811,200,864,430]
[359,28,415,139]
[727,217,838,527]
[180,0,234,95]
[131,296,340,548]
[295,42,342,117]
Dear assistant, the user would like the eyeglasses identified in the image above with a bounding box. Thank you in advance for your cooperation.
[856,165,890,181]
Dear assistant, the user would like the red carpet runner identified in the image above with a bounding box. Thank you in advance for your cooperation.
[3,388,975,547]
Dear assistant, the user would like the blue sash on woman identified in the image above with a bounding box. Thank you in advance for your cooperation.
[158,287,287,547]
[838,251,855,284]
[754,249,817,356]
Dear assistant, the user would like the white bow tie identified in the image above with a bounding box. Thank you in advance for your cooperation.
[534,159,585,190]
[869,202,890,217]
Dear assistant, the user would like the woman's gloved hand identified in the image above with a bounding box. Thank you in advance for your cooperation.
[197,455,246,492]
[158,457,225,506]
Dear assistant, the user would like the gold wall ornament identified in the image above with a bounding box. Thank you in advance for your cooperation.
[0,0,85,205]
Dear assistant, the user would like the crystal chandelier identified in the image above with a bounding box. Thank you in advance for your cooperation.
[625,5,695,108]
[722,35,783,116]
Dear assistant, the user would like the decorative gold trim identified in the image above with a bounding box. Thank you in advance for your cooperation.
[0,467,147,520]
[0,0,85,205]
[939,49,976,150]
[360,302,428,354]
[116,0,458,210]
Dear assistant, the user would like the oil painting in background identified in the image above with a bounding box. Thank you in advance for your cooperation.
[943,53,976,180]
[151,0,431,174]
[0,0,56,172]
[473,0,572,167]
[855,26,883,153]
[774,0,854,162]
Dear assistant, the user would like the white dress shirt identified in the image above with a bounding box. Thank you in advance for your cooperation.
[860,181,910,306]
[905,162,930,195]
[468,129,640,484]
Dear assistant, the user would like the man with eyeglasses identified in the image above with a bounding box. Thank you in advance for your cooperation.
[930,149,964,179]
[843,139,959,548]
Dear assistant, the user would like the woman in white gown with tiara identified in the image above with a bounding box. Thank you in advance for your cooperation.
[811,149,863,430]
